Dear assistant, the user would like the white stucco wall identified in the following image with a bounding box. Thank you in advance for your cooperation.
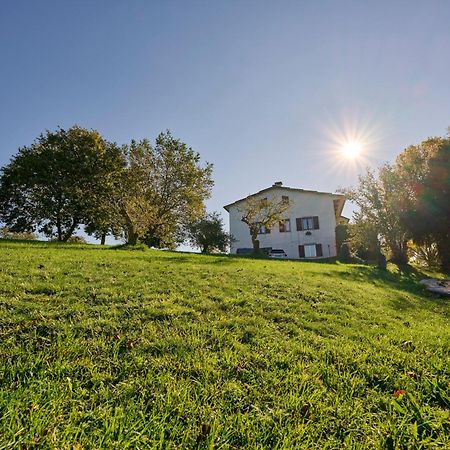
[226,187,340,259]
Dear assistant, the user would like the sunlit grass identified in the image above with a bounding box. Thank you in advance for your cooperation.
[0,240,449,448]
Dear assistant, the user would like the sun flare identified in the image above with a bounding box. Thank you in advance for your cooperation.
[320,112,385,177]
[342,141,362,159]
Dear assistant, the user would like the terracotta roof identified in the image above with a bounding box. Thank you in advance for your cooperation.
[223,185,345,211]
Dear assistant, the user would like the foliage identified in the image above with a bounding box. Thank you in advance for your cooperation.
[119,132,213,246]
[335,224,348,256]
[394,137,443,209]
[239,195,290,253]
[186,211,232,253]
[341,166,409,265]
[347,220,380,261]
[408,241,440,269]
[0,126,124,242]
[0,240,449,448]
[338,241,351,262]
[0,226,37,240]
[65,235,87,244]
[343,132,449,271]
[396,137,450,272]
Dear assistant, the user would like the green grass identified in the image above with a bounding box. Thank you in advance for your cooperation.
[0,240,449,449]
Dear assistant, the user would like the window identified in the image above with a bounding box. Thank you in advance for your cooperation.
[296,216,320,231]
[279,219,291,233]
[282,195,289,204]
[304,244,317,258]
[299,243,323,258]
[256,222,271,234]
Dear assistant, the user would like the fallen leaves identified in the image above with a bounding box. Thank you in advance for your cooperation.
[394,389,407,398]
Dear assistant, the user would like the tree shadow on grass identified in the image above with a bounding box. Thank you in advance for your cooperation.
[331,263,449,311]
[160,252,339,266]
[158,254,239,266]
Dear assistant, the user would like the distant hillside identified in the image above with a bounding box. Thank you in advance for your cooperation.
[0,240,449,449]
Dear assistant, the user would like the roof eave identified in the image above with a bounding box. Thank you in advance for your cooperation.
[223,186,345,212]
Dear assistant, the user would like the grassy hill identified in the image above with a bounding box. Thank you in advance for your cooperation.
[0,240,449,449]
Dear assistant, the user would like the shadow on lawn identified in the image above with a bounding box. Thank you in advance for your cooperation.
[159,252,338,266]
[333,263,448,310]
[159,254,239,266]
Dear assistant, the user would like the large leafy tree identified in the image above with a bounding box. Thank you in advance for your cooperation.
[397,137,450,272]
[0,126,124,241]
[120,132,213,247]
[239,196,290,253]
[341,166,409,265]
[346,219,380,260]
[187,212,232,253]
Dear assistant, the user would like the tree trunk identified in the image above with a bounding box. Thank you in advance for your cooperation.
[128,233,137,246]
[56,216,62,241]
[62,220,78,242]
[127,229,138,245]
[390,241,408,266]
[251,231,260,254]
[100,233,106,245]
[122,207,138,245]
[436,238,450,273]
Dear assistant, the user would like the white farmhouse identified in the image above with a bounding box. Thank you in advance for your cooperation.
[224,182,347,259]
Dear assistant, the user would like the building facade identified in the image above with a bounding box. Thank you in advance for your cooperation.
[224,182,346,259]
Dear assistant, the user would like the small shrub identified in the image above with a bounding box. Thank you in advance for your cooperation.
[338,242,352,263]
[0,227,37,241]
[335,224,349,254]
[408,241,439,269]
[66,235,87,244]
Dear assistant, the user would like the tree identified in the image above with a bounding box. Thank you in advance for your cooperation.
[347,218,380,260]
[335,224,349,257]
[239,196,290,253]
[187,212,232,253]
[119,132,213,247]
[398,138,450,272]
[0,126,124,241]
[341,166,409,265]
[338,242,351,262]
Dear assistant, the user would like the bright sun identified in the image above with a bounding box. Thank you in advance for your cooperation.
[342,141,362,159]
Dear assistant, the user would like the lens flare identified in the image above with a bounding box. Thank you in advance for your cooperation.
[342,141,363,159]
[319,111,385,170]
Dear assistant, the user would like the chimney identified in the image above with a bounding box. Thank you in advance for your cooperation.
[273,181,283,187]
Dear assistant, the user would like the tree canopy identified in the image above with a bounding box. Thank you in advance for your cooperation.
[0,128,213,248]
[343,132,450,271]
[397,137,450,271]
[118,132,213,247]
[341,166,409,265]
[0,126,124,241]
[187,212,232,253]
[239,196,290,253]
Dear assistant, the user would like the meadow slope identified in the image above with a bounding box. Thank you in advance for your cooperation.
[0,241,449,449]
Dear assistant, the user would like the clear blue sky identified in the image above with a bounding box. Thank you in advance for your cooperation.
[1,0,450,231]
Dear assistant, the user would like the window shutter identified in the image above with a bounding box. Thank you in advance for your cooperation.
[279,221,284,232]
[313,216,320,229]
[298,245,305,258]
[296,218,303,231]
[316,243,323,257]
